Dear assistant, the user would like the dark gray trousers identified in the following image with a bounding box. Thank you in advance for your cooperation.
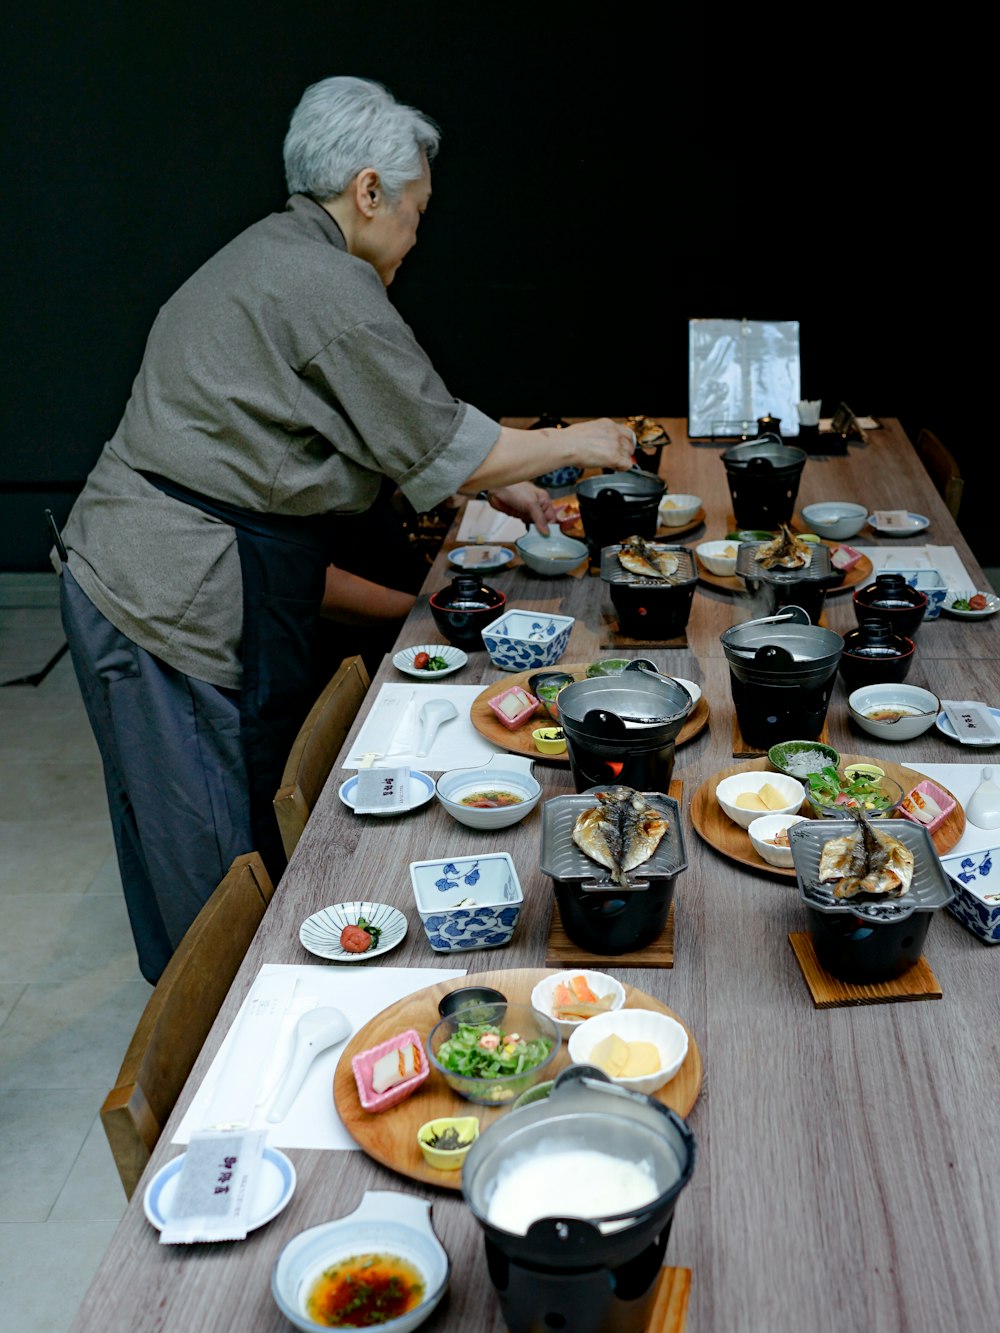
[60,569,254,983]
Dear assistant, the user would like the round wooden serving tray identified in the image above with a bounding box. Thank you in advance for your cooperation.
[689,754,965,879]
[696,543,872,596]
[332,967,703,1192]
[470,664,710,764]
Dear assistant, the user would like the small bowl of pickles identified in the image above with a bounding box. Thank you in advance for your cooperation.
[416,1116,479,1170]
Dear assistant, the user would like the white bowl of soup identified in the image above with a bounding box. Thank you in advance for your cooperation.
[434,754,541,829]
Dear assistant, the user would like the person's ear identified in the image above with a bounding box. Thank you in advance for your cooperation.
[355,168,381,218]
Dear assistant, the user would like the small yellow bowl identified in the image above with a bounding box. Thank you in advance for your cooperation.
[416,1116,479,1170]
[844,762,885,782]
[532,727,567,755]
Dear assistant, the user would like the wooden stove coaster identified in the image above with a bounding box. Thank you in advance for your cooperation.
[599,611,689,649]
[647,1266,692,1333]
[546,901,675,969]
[732,715,830,759]
[788,933,943,1008]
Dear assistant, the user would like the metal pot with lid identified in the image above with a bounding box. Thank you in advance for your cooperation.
[462,1065,696,1333]
[556,667,694,792]
[575,471,665,564]
[721,436,807,529]
[721,615,843,746]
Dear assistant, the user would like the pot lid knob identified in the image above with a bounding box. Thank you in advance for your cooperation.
[754,644,795,667]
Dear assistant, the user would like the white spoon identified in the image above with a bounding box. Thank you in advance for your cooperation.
[966,766,1000,830]
[266,1007,352,1123]
[416,698,458,756]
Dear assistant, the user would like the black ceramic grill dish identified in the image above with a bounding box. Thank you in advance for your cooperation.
[788,818,956,982]
[735,540,833,585]
[736,540,841,622]
[599,544,698,639]
[539,791,687,954]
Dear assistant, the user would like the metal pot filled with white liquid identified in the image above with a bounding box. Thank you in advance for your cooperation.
[462,1067,696,1333]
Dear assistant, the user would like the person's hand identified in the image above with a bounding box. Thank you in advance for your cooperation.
[562,418,636,472]
[487,482,558,536]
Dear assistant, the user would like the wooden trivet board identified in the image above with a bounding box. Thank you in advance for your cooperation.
[788,933,943,1007]
[733,714,830,759]
[648,1267,692,1333]
[546,902,675,969]
[545,779,681,967]
[599,611,689,649]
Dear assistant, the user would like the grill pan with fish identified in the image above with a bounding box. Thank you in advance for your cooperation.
[736,539,843,624]
[540,790,687,954]
[600,543,698,639]
[788,819,955,983]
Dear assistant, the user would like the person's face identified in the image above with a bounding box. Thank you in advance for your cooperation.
[358,153,431,287]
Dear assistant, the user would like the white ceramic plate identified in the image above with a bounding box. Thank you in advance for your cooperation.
[448,545,515,571]
[393,644,468,678]
[866,511,930,536]
[144,1147,296,1232]
[935,705,1000,746]
[670,676,703,707]
[338,770,435,815]
[299,901,408,961]
[941,591,1000,620]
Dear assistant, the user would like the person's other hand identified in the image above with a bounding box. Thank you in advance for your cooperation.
[562,418,636,471]
[487,482,558,536]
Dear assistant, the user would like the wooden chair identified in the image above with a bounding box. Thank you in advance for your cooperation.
[100,852,275,1199]
[273,654,371,860]
[916,427,964,519]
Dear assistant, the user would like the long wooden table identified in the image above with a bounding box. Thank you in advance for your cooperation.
[74,419,1000,1332]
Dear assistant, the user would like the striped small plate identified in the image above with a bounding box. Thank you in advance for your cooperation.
[393,643,468,678]
[299,900,408,962]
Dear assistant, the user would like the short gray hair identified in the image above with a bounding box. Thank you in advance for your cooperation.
[283,76,440,204]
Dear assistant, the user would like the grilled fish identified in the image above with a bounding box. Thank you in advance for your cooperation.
[625,415,668,448]
[754,524,812,570]
[618,535,680,581]
[817,807,914,899]
[572,786,669,885]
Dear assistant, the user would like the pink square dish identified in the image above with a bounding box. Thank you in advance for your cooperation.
[899,779,956,834]
[351,1028,429,1112]
[487,685,539,731]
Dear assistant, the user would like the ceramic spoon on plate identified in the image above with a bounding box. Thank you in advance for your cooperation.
[416,699,458,756]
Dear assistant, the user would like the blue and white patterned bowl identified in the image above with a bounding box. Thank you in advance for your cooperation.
[941,848,1000,943]
[480,609,575,671]
[533,465,583,490]
[409,852,524,953]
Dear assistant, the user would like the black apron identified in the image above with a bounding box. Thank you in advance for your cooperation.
[140,471,336,883]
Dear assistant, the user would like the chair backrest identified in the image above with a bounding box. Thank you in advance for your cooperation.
[273,653,371,860]
[100,852,275,1199]
[916,427,964,519]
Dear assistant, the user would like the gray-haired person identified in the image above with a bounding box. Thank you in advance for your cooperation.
[57,75,635,983]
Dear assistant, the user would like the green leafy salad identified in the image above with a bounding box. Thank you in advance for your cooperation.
[806,766,892,811]
[435,1022,553,1081]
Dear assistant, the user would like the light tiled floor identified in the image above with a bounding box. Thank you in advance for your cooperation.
[0,573,151,1333]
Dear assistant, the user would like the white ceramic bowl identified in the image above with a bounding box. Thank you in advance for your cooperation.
[658,493,702,527]
[696,539,740,576]
[567,1007,689,1095]
[408,852,524,952]
[715,771,806,829]
[271,1191,449,1333]
[747,813,810,868]
[847,683,941,741]
[481,608,576,672]
[800,501,868,541]
[530,969,627,1039]
[515,527,589,576]
[434,754,541,830]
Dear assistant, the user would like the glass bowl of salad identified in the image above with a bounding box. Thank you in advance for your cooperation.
[426,1003,559,1105]
[805,765,905,818]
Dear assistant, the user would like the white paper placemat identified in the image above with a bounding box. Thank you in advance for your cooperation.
[174,964,466,1151]
[853,545,974,589]
[907,763,998,857]
[455,500,528,545]
[343,683,503,770]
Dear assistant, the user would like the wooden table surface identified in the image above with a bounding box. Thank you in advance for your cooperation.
[73,419,1000,1333]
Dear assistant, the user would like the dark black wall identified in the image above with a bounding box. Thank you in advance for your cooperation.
[2,3,981,568]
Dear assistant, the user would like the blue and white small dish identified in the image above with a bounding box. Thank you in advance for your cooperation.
[393,643,468,678]
[481,608,575,671]
[409,852,523,952]
[866,511,931,536]
[144,1147,296,1233]
[935,705,1000,747]
[533,465,583,490]
[941,849,1000,943]
[447,545,515,572]
[299,901,407,962]
[338,770,435,815]
[272,1191,449,1333]
[884,567,948,619]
